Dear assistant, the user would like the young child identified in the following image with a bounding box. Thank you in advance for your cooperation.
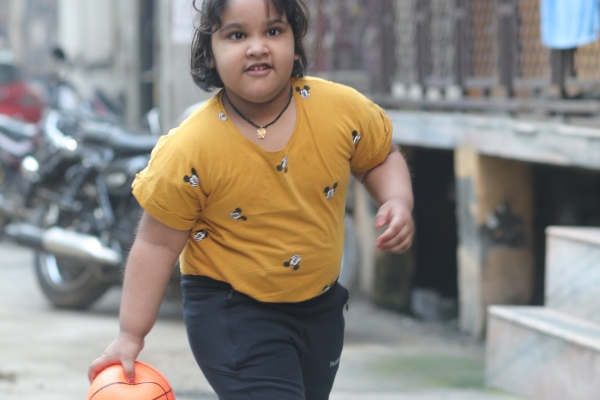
[88,0,414,398]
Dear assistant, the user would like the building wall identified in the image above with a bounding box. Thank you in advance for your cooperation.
[6,0,56,78]
[156,0,212,134]
[56,0,141,128]
[12,0,212,132]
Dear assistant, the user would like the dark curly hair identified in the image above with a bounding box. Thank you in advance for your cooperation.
[190,0,309,91]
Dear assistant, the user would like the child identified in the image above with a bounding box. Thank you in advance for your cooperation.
[88,0,414,398]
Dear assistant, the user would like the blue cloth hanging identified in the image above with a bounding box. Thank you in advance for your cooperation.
[540,0,600,49]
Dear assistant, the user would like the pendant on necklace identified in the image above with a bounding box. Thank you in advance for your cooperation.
[257,126,267,139]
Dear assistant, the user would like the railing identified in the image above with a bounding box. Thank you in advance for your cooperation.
[305,0,600,116]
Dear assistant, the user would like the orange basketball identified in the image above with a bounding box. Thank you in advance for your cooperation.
[87,361,175,400]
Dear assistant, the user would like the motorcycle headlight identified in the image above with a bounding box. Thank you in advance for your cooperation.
[20,155,39,181]
[64,137,78,151]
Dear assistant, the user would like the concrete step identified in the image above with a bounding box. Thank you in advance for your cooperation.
[485,305,600,400]
[545,226,600,324]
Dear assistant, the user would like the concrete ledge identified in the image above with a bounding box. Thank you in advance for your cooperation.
[545,229,600,323]
[546,226,600,247]
[488,306,600,352]
[386,110,600,170]
[486,306,600,400]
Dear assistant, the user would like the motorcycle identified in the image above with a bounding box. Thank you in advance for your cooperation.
[3,108,167,308]
[0,114,41,229]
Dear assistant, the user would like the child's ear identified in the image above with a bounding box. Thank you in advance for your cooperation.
[205,50,215,69]
[294,54,300,61]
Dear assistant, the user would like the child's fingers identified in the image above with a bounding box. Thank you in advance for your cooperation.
[88,337,143,384]
[376,209,410,241]
[376,210,414,249]
[88,357,117,383]
[121,358,137,384]
[375,206,392,229]
[377,222,413,252]
[374,200,414,253]
[380,225,413,253]
[377,221,403,244]
[87,357,137,385]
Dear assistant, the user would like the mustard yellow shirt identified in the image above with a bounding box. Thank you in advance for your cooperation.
[132,77,392,302]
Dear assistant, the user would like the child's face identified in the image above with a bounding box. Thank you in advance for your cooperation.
[210,0,298,102]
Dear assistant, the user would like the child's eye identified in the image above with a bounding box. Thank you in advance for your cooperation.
[229,32,245,40]
[266,28,281,36]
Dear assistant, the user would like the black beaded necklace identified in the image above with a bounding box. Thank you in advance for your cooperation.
[224,86,293,139]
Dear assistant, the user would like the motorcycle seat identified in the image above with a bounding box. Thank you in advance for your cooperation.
[106,129,160,155]
[79,123,159,155]
[0,115,38,141]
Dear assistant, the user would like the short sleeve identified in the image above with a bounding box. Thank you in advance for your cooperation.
[132,133,206,231]
[349,101,393,173]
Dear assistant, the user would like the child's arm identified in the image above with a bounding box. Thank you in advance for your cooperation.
[353,143,414,253]
[88,212,189,384]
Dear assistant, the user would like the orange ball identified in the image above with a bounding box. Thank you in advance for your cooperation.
[87,361,175,400]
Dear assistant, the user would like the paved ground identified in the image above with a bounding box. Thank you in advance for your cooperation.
[0,241,526,399]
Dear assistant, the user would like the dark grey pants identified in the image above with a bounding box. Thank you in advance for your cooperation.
[181,275,348,400]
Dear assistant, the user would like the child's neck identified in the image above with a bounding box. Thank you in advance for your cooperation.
[224,84,293,124]
[223,84,297,151]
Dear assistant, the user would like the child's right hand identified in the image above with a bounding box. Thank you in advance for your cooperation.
[88,332,145,384]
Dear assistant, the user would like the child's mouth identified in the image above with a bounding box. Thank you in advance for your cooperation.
[247,65,271,71]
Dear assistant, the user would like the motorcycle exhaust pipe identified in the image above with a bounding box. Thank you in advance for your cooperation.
[3,223,122,266]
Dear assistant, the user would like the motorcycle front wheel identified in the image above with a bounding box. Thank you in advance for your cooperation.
[34,251,113,309]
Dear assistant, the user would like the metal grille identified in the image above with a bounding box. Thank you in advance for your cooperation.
[305,0,600,97]
[394,0,417,84]
[574,41,600,80]
[516,0,550,80]
[428,0,455,86]
[469,0,498,80]
[305,0,385,83]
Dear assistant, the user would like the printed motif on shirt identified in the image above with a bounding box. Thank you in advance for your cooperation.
[352,130,361,144]
[295,85,311,99]
[324,182,338,200]
[193,230,209,242]
[230,208,247,221]
[276,156,289,173]
[183,168,199,187]
[284,254,302,270]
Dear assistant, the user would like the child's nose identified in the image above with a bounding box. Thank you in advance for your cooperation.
[246,37,268,58]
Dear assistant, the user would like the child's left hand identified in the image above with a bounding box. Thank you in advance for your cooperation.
[374,198,414,253]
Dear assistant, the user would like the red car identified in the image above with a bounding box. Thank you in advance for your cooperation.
[0,60,44,123]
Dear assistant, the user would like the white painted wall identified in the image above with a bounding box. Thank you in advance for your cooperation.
[157,0,211,134]
[54,0,211,132]
[57,0,141,129]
